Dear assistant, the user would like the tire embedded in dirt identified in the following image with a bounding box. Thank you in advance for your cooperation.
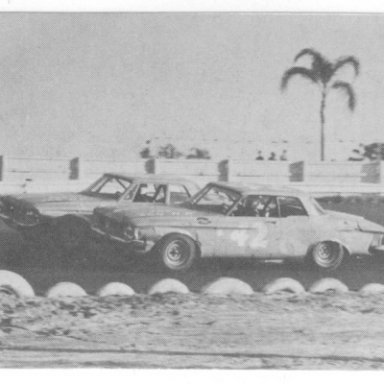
[148,278,190,295]
[97,282,135,297]
[263,277,305,295]
[0,270,35,297]
[309,278,349,294]
[202,277,253,296]
[46,282,87,298]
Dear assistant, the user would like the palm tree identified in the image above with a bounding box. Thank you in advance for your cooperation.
[281,48,360,161]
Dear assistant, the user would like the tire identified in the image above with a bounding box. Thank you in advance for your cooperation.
[202,277,253,296]
[310,241,344,270]
[0,270,35,297]
[309,278,348,294]
[97,282,135,297]
[46,282,87,298]
[157,234,197,272]
[263,277,305,295]
[148,278,190,294]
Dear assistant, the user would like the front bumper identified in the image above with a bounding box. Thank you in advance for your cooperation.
[0,213,41,229]
[91,226,152,254]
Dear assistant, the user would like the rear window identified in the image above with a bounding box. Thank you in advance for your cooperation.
[169,184,190,204]
[232,195,279,217]
[278,196,307,217]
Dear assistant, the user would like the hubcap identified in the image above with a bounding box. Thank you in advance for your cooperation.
[164,240,189,268]
[315,243,340,268]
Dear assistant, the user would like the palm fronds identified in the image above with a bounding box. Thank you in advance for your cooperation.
[333,56,360,77]
[332,81,356,110]
[280,67,318,91]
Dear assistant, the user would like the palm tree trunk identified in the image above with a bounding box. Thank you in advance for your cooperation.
[320,89,327,161]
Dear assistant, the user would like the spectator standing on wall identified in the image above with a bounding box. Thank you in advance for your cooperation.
[140,140,152,159]
[348,149,363,161]
[255,151,264,160]
[279,150,288,161]
[268,152,276,161]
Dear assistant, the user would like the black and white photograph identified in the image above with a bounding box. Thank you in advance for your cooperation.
[2,2,384,370]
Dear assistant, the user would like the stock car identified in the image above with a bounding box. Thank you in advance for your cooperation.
[92,182,384,272]
[0,173,199,253]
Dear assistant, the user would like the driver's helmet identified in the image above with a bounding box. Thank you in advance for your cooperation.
[247,197,264,216]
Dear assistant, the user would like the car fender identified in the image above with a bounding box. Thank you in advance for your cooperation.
[151,228,201,255]
[53,213,92,228]
[155,227,197,241]
[307,237,351,258]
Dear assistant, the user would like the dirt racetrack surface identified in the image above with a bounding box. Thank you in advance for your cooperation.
[2,292,384,368]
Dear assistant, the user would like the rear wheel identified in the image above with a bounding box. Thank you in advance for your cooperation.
[157,234,197,272]
[310,241,345,270]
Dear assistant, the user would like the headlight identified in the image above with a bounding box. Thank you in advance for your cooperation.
[123,224,136,240]
[23,209,40,225]
[371,233,384,248]
[0,200,5,214]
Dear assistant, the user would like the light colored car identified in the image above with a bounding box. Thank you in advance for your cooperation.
[92,182,384,272]
[0,173,199,252]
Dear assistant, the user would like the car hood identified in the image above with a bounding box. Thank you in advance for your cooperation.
[95,203,218,225]
[2,192,111,216]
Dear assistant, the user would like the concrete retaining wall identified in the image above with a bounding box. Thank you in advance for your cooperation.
[0,156,383,196]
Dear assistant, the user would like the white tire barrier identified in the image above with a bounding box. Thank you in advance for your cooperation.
[263,277,305,295]
[309,278,349,294]
[360,283,384,295]
[202,277,254,296]
[97,282,135,297]
[0,270,35,297]
[148,278,190,295]
[46,282,87,298]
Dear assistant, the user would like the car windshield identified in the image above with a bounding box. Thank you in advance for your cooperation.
[82,175,132,200]
[309,197,326,215]
[188,184,241,214]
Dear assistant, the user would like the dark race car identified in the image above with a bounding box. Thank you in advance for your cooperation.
[92,182,384,272]
[0,173,199,253]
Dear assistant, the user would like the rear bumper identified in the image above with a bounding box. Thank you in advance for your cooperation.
[91,226,152,254]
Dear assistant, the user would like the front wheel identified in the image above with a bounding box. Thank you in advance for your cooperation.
[309,241,345,270]
[157,234,197,272]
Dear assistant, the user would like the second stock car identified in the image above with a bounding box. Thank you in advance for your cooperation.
[92,182,384,272]
[0,173,199,252]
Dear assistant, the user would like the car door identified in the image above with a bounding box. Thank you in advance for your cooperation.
[214,195,282,258]
[276,195,314,258]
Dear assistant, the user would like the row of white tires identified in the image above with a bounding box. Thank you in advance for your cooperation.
[1,270,384,298]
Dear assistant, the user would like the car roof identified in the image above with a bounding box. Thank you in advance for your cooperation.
[104,172,198,186]
[207,181,307,198]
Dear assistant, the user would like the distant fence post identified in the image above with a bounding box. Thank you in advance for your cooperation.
[218,159,230,182]
[380,161,384,184]
[145,158,156,174]
[289,161,304,182]
[0,155,6,181]
[361,160,381,183]
[69,157,81,180]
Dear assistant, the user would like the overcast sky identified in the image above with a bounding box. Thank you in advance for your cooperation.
[1,13,384,160]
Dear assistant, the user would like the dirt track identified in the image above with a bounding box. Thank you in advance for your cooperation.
[2,292,384,368]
